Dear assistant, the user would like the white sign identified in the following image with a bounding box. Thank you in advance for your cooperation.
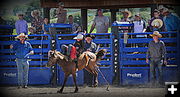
[127,73,142,78]
[4,73,17,77]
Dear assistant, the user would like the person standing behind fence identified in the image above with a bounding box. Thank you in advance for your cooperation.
[31,10,43,34]
[42,17,50,34]
[56,2,67,24]
[10,33,34,89]
[89,9,109,33]
[133,13,146,37]
[15,13,28,35]
[146,31,167,87]
[162,8,180,32]
[68,15,79,33]
[149,9,165,32]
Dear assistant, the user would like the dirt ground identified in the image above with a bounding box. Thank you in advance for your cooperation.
[0,86,166,97]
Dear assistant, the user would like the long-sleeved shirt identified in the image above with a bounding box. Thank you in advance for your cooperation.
[84,41,97,53]
[15,19,28,35]
[146,40,166,61]
[163,13,180,31]
[12,41,33,59]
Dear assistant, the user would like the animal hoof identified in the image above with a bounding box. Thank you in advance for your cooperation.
[57,90,63,93]
[74,88,78,93]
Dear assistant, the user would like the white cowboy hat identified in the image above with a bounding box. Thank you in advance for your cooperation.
[121,9,132,17]
[58,2,64,6]
[15,33,28,39]
[73,34,83,40]
[151,19,163,28]
[31,10,40,17]
[150,31,162,38]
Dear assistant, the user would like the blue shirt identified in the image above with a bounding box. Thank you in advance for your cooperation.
[15,19,28,35]
[43,23,49,33]
[163,13,180,31]
[84,41,97,53]
[12,41,33,59]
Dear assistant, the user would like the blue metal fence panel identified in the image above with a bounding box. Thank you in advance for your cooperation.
[0,34,52,85]
[119,32,178,85]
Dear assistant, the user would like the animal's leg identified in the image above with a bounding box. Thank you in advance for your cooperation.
[57,73,69,93]
[93,69,98,87]
[72,72,78,93]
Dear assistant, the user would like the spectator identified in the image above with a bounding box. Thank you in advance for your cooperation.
[10,33,34,89]
[83,34,97,87]
[149,9,165,32]
[56,2,67,24]
[74,26,86,35]
[31,10,43,34]
[68,15,79,33]
[119,9,132,33]
[15,13,28,35]
[133,13,146,38]
[120,9,132,22]
[42,17,50,34]
[146,31,167,87]
[162,8,180,32]
[89,9,109,33]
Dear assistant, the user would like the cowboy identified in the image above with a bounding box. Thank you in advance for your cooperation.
[56,2,67,23]
[149,9,165,32]
[120,9,132,22]
[15,13,28,35]
[84,34,97,53]
[146,31,167,87]
[162,8,180,32]
[89,9,109,33]
[31,10,43,33]
[10,33,34,88]
[83,34,97,87]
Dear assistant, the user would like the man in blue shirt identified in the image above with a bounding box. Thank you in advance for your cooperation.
[15,13,28,35]
[10,33,34,88]
[162,8,180,31]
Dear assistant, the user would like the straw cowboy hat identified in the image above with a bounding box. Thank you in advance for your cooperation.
[151,19,163,28]
[15,33,28,39]
[121,9,132,17]
[58,2,64,6]
[31,10,40,17]
[73,34,84,39]
[150,31,162,38]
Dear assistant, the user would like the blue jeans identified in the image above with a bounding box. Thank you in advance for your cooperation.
[16,58,29,86]
[150,59,163,85]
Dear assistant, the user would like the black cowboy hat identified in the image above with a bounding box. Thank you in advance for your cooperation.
[86,34,95,39]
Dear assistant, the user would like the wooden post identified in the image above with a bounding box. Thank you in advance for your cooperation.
[110,9,117,24]
[81,9,88,33]
[43,7,50,23]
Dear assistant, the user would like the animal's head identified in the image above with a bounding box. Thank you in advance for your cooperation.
[46,50,65,67]
[96,49,107,60]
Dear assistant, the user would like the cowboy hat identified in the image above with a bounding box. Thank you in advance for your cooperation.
[31,10,40,17]
[150,31,162,38]
[151,19,163,28]
[15,33,28,39]
[73,34,84,40]
[58,2,64,6]
[121,9,132,17]
[85,34,95,39]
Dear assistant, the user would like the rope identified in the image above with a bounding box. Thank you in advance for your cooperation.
[97,67,110,91]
